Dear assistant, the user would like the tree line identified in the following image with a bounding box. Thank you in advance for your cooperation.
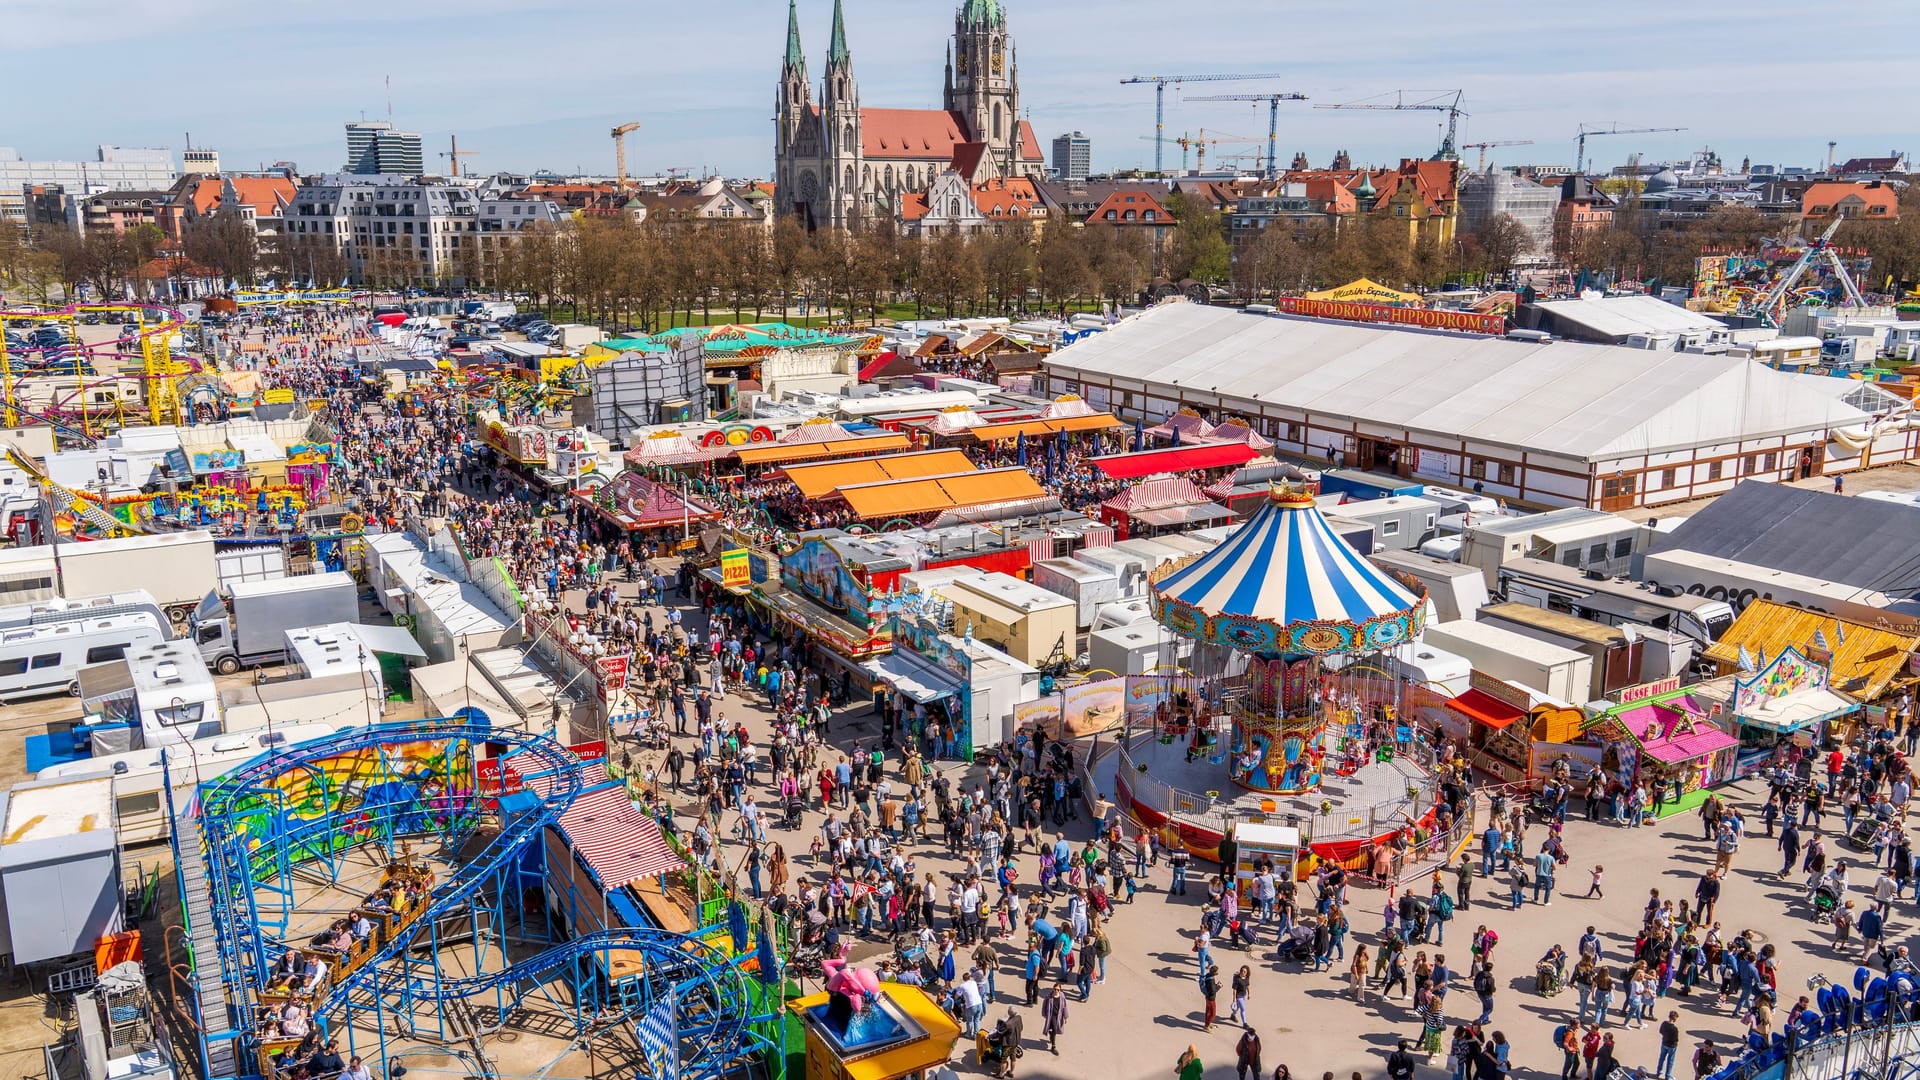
[4,182,1919,321]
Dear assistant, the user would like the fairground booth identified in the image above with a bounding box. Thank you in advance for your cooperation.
[1579,677,1740,811]
[1720,645,1859,779]
[790,982,960,1080]
[1703,601,1920,758]
[862,598,1039,761]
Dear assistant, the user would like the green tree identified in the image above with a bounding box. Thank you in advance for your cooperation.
[1163,192,1231,283]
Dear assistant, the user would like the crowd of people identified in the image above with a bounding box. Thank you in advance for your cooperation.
[194,304,1920,1080]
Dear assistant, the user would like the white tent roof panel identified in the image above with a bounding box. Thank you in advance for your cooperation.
[1049,306,1868,463]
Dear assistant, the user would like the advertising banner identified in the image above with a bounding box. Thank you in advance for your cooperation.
[1273,295,1505,335]
[1061,677,1125,739]
[720,548,750,589]
[1123,674,1172,725]
[1014,697,1059,738]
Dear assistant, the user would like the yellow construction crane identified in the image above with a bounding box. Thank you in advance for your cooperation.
[1184,92,1310,180]
[1461,139,1534,171]
[1135,129,1261,174]
[441,134,477,178]
[611,122,641,194]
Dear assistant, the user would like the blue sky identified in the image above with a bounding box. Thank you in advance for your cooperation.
[3,0,1915,179]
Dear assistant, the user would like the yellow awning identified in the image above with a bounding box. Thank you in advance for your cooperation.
[1305,278,1423,305]
[1702,600,1920,702]
[733,433,911,467]
[782,449,976,500]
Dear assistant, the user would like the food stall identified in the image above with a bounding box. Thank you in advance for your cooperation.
[1582,678,1739,805]
[1724,645,1859,778]
[1443,671,1535,785]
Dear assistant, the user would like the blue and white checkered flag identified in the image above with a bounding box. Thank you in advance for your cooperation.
[637,986,678,1080]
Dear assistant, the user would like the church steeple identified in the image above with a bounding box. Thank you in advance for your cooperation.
[784,0,805,75]
[828,0,850,68]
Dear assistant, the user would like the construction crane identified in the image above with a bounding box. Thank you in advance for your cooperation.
[1136,130,1259,173]
[1461,139,1534,171]
[611,122,641,194]
[1316,90,1466,161]
[1574,123,1686,174]
[1137,132,1194,174]
[440,134,477,178]
[1752,217,1866,327]
[1120,73,1287,175]
[1185,92,1310,180]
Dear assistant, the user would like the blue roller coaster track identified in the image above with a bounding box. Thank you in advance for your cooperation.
[171,719,786,1080]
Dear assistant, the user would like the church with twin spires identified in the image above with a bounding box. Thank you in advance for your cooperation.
[774,0,1047,230]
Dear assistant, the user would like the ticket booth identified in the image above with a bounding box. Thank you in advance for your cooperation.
[1230,822,1301,900]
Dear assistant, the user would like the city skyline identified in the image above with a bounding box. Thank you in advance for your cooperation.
[3,0,1916,181]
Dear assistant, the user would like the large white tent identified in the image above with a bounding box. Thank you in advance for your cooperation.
[1044,304,1898,510]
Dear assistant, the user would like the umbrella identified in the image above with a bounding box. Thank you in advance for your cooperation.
[1133,417,1144,453]
[1017,430,1027,467]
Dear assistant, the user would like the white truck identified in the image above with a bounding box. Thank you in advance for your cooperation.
[188,572,360,674]
[6,530,220,625]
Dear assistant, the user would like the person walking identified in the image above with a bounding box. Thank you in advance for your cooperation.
[1695,872,1721,925]
[1474,962,1497,1025]
[1237,1029,1264,1080]
[1040,985,1068,1055]
[1585,865,1605,899]
[1178,1046,1205,1080]
[1455,855,1474,909]
[1201,962,1223,1032]
[1231,964,1253,1027]
[1779,821,1803,878]
[1351,944,1371,1004]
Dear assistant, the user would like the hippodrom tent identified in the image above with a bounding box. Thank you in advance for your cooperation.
[1304,278,1423,306]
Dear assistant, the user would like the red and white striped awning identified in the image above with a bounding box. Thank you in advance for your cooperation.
[526,763,686,889]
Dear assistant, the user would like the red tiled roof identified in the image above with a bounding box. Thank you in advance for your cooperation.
[898,192,931,221]
[972,177,1042,219]
[1017,120,1042,162]
[227,177,297,216]
[1086,188,1173,224]
[1801,181,1899,217]
[950,141,988,179]
[862,108,969,160]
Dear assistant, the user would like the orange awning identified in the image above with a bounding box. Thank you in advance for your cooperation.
[970,413,1123,442]
[1445,689,1526,729]
[836,467,1045,519]
[782,449,975,499]
[733,433,910,467]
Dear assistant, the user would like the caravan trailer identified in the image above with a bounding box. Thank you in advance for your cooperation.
[0,615,167,701]
[1497,557,1735,646]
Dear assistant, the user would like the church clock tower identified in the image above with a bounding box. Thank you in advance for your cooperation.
[944,0,1020,176]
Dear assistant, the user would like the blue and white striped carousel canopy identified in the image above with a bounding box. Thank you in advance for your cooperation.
[1150,487,1427,655]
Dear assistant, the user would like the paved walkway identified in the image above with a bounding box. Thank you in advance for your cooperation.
[583,580,1867,1080]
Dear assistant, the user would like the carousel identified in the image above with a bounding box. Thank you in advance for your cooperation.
[1097,484,1449,869]
[1151,484,1429,794]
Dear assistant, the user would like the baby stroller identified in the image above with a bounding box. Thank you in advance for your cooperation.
[1535,959,1564,996]
[1276,923,1317,964]
[781,797,806,829]
[1222,917,1258,951]
[1812,881,1841,924]
[976,1024,1024,1078]
[1404,897,1432,945]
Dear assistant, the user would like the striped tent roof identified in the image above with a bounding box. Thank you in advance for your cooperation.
[526,762,686,889]
[1151,486,1425,655]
